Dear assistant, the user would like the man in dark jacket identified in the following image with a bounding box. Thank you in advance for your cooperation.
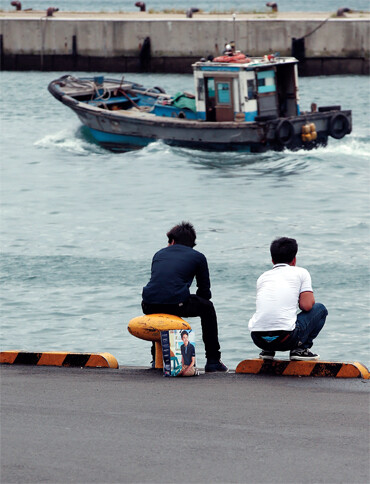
[142,221,228,372]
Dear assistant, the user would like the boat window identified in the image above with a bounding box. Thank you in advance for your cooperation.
[247,79,256,99]
[256,70,276,94]
[197,78,205,101]
[207,78,215,98]
[216,82,231,104]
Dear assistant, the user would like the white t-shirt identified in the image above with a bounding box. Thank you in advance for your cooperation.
[248,263,313,332]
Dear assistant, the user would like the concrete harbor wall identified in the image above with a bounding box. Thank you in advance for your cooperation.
[0,12,369,74]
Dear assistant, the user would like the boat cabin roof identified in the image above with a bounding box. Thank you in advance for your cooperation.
[193,56,298,74]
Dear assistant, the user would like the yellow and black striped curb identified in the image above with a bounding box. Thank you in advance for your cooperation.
[235,359,370,379]
[0,351,119,369]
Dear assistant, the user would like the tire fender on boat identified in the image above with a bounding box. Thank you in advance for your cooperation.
[328,113,351,139]
[153,86,166,94]
[275,119,295,146]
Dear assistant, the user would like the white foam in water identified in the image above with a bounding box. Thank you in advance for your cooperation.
[321,136,370,159]
[277,135,369,161]
[34,128,103,155]
[138,140,171,155]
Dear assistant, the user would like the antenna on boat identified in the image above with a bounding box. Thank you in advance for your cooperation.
[232,13,236,51]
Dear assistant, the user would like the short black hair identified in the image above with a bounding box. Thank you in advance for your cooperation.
[181,331,188,338]
[167,222,196,248]
[270,237,298,264]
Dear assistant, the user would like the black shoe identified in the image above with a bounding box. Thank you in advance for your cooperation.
[290,348,319,361]
[205,360,229,373]
[259,350,275,360]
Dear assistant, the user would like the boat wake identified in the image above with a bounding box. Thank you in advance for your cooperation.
[167,133,369,179]
[34,126,106,156]
[311,134,369,159]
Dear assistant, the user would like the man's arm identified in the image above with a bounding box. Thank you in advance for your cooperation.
[299,291,315,311]
[195,254,212,300]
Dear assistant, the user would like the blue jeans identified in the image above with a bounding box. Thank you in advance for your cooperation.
[293,303,328,349]
[251,303,328,352]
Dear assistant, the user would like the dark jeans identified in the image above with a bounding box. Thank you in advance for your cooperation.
[251,303,328,352]
[142,295,221,361]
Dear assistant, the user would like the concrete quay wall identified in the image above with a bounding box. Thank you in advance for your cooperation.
[0,14,369,75]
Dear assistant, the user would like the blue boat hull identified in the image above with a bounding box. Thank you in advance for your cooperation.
[89,127,256,152]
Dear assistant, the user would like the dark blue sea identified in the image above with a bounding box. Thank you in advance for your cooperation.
[1,0,369,12]
[1,69,369,369]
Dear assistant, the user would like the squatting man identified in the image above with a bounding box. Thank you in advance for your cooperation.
[249,237,328,361]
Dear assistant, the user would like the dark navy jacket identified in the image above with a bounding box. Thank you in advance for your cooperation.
[142,244,212,304]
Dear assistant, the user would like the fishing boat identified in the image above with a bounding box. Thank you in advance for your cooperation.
[48,53,352,152]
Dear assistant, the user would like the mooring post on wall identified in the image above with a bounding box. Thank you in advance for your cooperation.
[0,34,3,70]
[72,35,78,57]
[291,37,305,61]
[139,36,151,71]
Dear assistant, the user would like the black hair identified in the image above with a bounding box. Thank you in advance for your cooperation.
[167,222,196,248]
[270,237,298,264]
[180,331,188,338]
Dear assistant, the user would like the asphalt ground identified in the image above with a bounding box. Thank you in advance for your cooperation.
[1,365,369,484]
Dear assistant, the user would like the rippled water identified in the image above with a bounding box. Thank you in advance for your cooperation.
[1,71,369,369]
[1,0,369,12]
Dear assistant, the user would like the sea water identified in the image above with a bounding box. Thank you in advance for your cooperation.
[1,0,369,12]
[0,71,369,369]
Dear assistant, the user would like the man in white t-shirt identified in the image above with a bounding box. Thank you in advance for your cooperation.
[249,237,327,361]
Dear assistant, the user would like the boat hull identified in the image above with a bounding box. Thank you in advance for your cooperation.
[74,104,332,153]
[88,127,326,153]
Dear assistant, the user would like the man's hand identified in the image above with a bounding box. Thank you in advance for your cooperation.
[299,291,315,311]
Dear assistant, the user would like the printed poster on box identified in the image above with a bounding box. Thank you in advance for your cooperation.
[160,329,198,377]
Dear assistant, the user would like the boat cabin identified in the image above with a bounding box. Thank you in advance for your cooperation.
[193,56,300,122]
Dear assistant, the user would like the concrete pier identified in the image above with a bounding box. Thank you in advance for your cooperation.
[0,11,369,74]
[1,365,369,483]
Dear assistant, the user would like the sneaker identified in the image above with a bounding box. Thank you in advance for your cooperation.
[205,360,229,373]
[290,348,320,361]
[259,350,275,360]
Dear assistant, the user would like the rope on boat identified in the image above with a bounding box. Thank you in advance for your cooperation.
[59,75,157,112]
[60,75,112,101]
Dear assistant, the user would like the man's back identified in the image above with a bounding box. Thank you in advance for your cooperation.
[142,244,211,305]
[249,237,327,361]
[249,263,312,332]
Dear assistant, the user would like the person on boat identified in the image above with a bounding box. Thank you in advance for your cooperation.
[222,42,235,56]
[178,330,197,376]
[248,237,328,361]
[142,221,228,372]
[222,43,232,55]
